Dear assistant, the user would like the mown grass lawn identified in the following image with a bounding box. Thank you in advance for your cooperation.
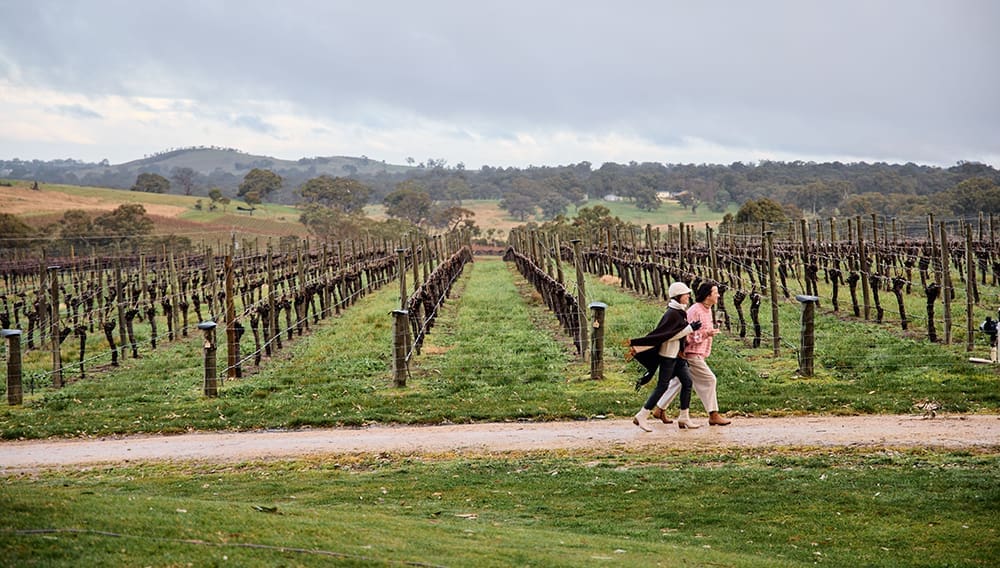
[1,450,996,567]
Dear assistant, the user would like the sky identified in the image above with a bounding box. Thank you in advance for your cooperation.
[1,0,998,170]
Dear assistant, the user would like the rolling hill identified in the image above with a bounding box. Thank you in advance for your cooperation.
[0,147,414,203]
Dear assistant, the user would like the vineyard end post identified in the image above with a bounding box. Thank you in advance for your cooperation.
[198,321,218,397]
[391,309,409,387]
[2,329,22,405]
[48,265,62,388]
[588,302,607,380]
[764,232,780,356]
[571,239,589,362]
[795,295,819,377]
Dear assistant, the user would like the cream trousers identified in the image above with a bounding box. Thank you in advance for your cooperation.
[655,356,719,413]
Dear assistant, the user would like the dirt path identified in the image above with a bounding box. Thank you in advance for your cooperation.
[2,414,997,473]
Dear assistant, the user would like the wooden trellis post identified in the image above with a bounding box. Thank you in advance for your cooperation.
[391,309,409,387]
[765,231,780,356]
[49,265,62,388]
[796,295,819,377]
[3,329,22,405]
[589,302,607,379]
[199,321,218,397]
[858,216,871,320]
[940,223,952,345]
[571,239,589,362]
[966,225,975,352]
[225,253,237,381]
[396,247,407,310]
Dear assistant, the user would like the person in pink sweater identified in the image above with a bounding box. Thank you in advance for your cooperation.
[650,281,732,426]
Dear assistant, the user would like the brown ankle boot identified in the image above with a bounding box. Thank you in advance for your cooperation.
[651,406,673,424]
[709,411,731,426]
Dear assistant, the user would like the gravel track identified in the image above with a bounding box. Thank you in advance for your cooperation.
[2,414,997,473]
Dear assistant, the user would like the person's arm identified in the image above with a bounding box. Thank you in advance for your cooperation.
[629,310,690,346]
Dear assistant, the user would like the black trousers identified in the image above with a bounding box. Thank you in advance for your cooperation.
[643,357,692,411]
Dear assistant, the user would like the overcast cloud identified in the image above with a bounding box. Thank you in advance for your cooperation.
[1,0,997,169]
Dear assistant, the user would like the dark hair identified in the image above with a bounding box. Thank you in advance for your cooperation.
[694,281,718,303]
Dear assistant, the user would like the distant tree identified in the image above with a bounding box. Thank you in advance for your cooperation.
[131,172,170,193]
[564,205,630,241]
[942,177,1000,215]
[94,203,153,248]
[500,192,536,221]
[499,177,542,221]
[171,167,197,195]
[633,187,661,212]
[838,192,932,217]
[735,198,787,224]
[299,204,362,242]
[442,177,472,205]
[574,205,614,226]
[242,191,262,208]
[238,168,282,202]
[676,191,701,214]
[791,180,849,215]
[428,206,476,231]
[539,193,570,219]
[384,182,433,225]
[208,187,223,210]
[59,209,95,246]
[0,213,37,248]
[299,175,371,212]
[367,217,424,241]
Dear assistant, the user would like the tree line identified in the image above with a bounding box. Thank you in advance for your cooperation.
[5,155,1000,255]
[124,159,1000,228]
[5,154,998,216]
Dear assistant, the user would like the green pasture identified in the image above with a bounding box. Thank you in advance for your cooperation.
[1,450,996,566]
[584,198,736,227]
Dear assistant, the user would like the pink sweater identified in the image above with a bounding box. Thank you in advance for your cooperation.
[685,302,714,358]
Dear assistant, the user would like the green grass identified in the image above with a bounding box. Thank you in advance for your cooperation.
[584,199,737,227]
[405,259,574,421]
[1,450,996,566]
[3,258,1000,439]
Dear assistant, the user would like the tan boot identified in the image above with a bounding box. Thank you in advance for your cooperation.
[651,406,673,424]
[709,411,732,426]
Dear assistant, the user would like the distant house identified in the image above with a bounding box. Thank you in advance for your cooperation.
[603,194,622,202]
